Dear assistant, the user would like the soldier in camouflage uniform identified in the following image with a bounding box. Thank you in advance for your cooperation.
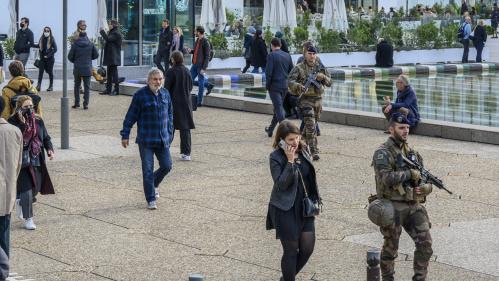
[372,113,434,281]
[288,45,331,161]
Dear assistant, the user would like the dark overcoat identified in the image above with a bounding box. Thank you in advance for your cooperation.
[250,37,268,68]
[100,27,123,66]
[164,64,195,130]
[68,37,99,77]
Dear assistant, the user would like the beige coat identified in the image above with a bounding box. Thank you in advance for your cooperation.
[0,118,22,216]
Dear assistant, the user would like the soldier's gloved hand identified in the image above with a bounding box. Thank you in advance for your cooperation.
[405,169,421,182]
[415,183,433,196]
[316,73,326,81]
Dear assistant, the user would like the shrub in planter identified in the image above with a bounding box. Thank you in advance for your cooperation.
[347,20,376,47]
[381,21,403,47]
[292,26,309,50]
[416,22,441,48]
[2,38,15,59]
[316,28,341,53]
[207,33,228,58]
[263,26,273,45]
[486,25,495,35]
[441,22,459,47]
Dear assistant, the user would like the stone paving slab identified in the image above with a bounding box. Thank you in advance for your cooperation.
[7,90,499,281]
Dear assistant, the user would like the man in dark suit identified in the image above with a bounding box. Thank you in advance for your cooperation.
[264,38,294,137]
[99,19,123,96]
[155,19,173,74]
[375,38,394,68]
[186,26,214,106]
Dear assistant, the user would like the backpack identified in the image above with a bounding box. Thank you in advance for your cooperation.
[457,23,467,39]
[4,86,42,113]
[207,39,214,62]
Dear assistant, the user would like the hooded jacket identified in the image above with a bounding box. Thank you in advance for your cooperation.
[1,76,42,119]
[68,36,99,77]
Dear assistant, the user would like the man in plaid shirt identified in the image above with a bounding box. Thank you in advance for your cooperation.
[120,68,173,209]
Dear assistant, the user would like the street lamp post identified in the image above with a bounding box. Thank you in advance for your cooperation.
[61,0,70,149]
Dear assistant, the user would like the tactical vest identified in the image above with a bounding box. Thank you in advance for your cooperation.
[297,63,326,97]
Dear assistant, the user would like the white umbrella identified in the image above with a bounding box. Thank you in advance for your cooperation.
[270,0,287,29]
[263,0,272,27]
[8,0,17,39]
[96,0,109,36]
[200,0,216,32]
[322,0,349,32]
[213,0,226,33]
[284,0,297,29]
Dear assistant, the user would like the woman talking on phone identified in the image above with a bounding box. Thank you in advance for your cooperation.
[266,120,322,281]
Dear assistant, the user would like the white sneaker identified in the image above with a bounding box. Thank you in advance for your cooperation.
[24,218,36,230]
[147,201,157,210]
[155,187,160,198]
[15,199,23,220]
[180,154,191,161]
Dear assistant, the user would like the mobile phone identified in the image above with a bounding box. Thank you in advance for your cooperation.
[278,139,288,150]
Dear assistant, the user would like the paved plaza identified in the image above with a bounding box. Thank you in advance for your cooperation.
[7,90,499,281]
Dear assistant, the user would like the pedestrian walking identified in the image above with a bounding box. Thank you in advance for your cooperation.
[460,16,472,63]
[35,26,57,92]
[155,19,173,74]
[275,31,289,53]
[473,20,487,62]
[264,38,294,138]
[1,61,41,119]
[68,31,99,110]
[120,68,173,210]
[0,98,23,257]
[241,26,255,73]
[185,26,214,106]
[370,113,434,281]
[266,120,322,281]
[8,95,55,231]
[100,19,123,96]
[164,51,194,161]
[171,26,185,53]
[492,6,499,38]
[461,0,469,14]
[288,45,331,161]
[382,75,420,128]
[250,29,268,73]
[14,17,35,68]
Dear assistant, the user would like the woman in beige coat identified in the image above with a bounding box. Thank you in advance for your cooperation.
[0,98,23,257]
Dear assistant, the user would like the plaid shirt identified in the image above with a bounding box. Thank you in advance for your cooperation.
[120,86,173,147]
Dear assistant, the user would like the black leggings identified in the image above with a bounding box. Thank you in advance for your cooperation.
[242,59,251,73]
[37,57,54,87]
[280,231,315,281]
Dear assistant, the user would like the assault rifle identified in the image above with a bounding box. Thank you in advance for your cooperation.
[298,65,325,100]
[401,155,452,194]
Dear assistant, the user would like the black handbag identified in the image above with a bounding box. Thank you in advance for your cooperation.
[191,94,198,111]
[21,149,31,168]
[34,59,40,68]
[297,168,321,217]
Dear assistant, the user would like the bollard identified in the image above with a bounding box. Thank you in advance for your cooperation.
[366,249,381,281]
[189,274,204,281]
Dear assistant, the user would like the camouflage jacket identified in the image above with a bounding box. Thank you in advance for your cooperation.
[288,60,332,97]
[372,137,424,202]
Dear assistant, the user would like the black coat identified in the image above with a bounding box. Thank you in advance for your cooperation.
[14,28,35,54]
[68,37,99,77]
[265,49,294,91]
[267,147,320,212]
[375,40,394,67]
[164,65,195,130]
[250,37,268,68]
[0,45,3,67]
[100,27,123,66]
[473,25,487,45]
[158,27,173,53]
[280,38,289,53]
[189,37,210,70]
[37,36,57,59]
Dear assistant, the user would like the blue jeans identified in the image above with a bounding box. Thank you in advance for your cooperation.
[0,215,10,257]
[268,89,286,129]
[251,66,265,73]
[138,144,172,203]
[190,64,208,105]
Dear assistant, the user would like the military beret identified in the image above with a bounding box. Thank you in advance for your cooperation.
[390,112,409,124]
[307,45,317,53]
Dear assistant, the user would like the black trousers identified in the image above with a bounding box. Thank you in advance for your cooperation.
[462,39,470,63]
[106,65,119,93]
[37,57,54,87]
[475,42,484,62]
[74,75,91,106]
[155,50,170,73]
[173,129,191,156]
[242,59,251,73]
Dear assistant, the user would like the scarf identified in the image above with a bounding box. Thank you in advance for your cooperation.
[172,33,180,51]
[22,112,42,158]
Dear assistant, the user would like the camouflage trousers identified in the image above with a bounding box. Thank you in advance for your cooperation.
[379,201,433,281]
[299,96,322,156]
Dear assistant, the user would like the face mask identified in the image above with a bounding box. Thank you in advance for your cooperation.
[44,32,50,37]
[21,108,34,116]
[20,23,25,28]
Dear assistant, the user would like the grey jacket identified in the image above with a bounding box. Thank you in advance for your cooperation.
[268,147,320,211]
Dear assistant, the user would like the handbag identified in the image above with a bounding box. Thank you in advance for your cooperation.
[469,26,476,40]
[34,59,41,68]
[297,168,321,217]
[191,94,198,111]
[21,149,31,168]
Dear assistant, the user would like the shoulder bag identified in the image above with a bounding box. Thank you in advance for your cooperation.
[297,168,321,217]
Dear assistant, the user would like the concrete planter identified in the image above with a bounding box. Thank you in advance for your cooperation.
[207,47,489,70]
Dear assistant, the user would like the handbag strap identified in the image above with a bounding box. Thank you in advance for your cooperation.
[296,166,310,198]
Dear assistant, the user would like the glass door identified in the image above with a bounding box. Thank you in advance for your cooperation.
[117,0,140,66]
[142,0,170,65]
[175,0,195,49]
